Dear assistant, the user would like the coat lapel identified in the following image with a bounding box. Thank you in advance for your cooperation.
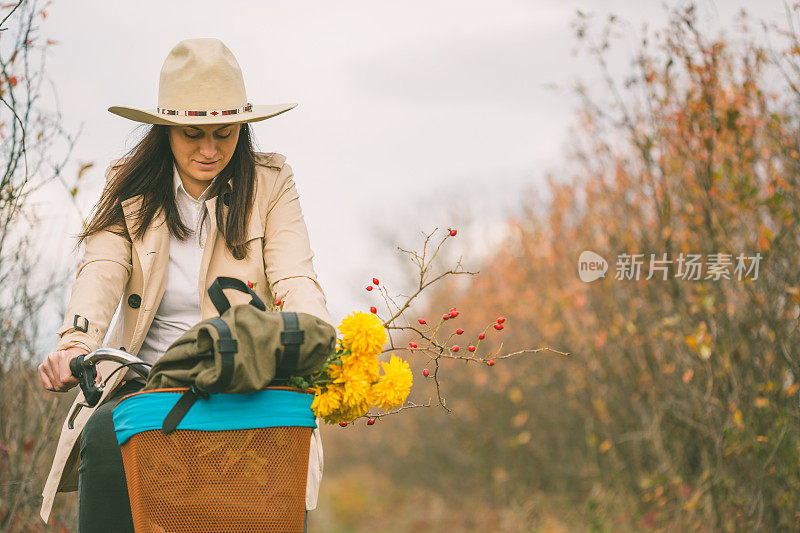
[198,194,220,317]
[121,195,170,334]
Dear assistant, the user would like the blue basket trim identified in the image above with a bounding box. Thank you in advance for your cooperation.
[112,388,317,445]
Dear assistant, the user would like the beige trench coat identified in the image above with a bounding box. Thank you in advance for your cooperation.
[40,152,333,523]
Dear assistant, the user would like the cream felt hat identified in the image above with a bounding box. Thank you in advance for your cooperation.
[108,38,297,126]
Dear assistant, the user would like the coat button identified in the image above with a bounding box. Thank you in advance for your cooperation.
[128,294,141,308]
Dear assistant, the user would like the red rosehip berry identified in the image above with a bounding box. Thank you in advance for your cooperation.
[468,345,476,352]
[452,345,459,352]
[449,307,457,313]
[372,277,380,285]
[449,228,457,236]
[409,342,418,348]
[497,316,506,324]
[370,306,377,314]
[423,368,430,377]
[449,310,459,318]
[366,285,373,291]
[442,313,450,320]
[493,323,504,330]
[339,421,348,427]
[274,299,282,306]
[367,418,376,425]
[419,318,427,325]
[486,359,495,366]
[456,328,464,335]
[478,333,486,339]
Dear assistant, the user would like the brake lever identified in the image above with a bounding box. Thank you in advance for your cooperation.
[65,348,149,430]
[67,400,90,430]
[69,355,103,407]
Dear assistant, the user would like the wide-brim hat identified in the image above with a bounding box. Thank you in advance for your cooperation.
[108,38,297,126]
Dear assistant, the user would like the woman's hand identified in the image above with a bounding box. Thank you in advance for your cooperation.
[38,347,100,392]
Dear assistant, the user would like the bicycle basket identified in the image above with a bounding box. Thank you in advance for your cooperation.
[112,387,316,533]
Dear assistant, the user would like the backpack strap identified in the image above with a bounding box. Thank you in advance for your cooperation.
[204,317,238,392]
[161,384,209,435]
[161,317,238,434]
[207,276,266,315]
[275,312,305,380]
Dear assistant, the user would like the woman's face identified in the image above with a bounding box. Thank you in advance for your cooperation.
[167,123,241,187]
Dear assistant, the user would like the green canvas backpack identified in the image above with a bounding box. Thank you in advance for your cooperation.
[143,276,336,433]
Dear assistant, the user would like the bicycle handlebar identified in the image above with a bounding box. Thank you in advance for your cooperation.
[69,348,150,409]
[83,348,151,374]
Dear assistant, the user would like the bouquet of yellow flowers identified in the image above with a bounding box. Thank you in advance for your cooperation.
[287,311,412,425]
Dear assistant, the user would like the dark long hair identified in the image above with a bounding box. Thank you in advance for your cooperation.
[77,123,258,260]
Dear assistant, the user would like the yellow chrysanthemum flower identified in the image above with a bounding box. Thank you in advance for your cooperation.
[311,384,343,418]
[368,354,413,410]
[338,311,387,356]
[313,312,394,424]
[344,396,371,420]
[341,369,372,409]
[321,395,370,424]
[326,363,345,383]
[342,350,380,382]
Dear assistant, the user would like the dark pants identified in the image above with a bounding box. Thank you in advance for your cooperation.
[78,379,143,533]
[77,380,310,532]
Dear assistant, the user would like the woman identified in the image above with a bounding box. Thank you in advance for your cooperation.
[37,38,331,532]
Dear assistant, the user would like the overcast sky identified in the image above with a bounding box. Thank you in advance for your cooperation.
[21,0,783,338]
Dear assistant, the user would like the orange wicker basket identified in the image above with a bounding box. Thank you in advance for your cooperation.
[112,387,315,533]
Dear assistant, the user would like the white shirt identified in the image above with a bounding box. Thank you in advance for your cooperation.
[137,162,212,367]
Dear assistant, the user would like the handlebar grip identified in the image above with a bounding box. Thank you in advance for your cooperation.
[69,355,102,407]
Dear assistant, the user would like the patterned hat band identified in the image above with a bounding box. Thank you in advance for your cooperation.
[157,102,253,117]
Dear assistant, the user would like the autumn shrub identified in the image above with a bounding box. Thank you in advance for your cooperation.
[321,4,800,532]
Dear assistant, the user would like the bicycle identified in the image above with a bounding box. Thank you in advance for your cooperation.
[70,348,314,533]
